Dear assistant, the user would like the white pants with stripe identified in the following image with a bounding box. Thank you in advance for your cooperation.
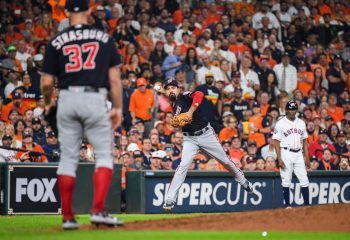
[165,125,247,203]
[280,148,309,188]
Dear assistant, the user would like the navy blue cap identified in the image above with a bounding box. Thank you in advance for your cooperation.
[337,130,346,137]
[22,131,33,138]
[319,128,328,135]
[66,0,89,13]
[334,54,343,60]
[282,52,290,57]
[252,101,260,108]
[47,131,56,138]
[286,100,298,110]
[163,78,179,89]
[2,134,12,141]
[246,155,256,163]
[32,117,41,125]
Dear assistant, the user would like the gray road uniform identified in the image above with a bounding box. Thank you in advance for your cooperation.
[42,25,121,177]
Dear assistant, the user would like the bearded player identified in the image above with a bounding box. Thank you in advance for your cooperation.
[158,78,254,211]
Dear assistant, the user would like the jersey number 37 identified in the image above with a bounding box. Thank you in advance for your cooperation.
[63,42,99,73]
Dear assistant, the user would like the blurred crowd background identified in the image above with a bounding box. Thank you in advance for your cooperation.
[0,0,350,179]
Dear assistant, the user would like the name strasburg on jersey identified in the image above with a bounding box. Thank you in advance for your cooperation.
[51,28,109,50]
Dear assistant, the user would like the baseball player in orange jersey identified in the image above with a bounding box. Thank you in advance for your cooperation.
[41,0,123,230]
[273,100,310,208]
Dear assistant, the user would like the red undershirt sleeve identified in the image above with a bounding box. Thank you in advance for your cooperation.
[191,91,204,109]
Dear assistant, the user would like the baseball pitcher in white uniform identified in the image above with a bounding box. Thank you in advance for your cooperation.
[273,100,310,208]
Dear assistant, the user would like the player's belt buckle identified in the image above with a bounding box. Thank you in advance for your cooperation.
[68,86,85,92]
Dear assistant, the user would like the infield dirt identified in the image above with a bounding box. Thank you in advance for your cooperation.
[120,204,350,232]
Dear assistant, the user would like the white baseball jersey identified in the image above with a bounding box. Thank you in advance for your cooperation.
[273,116,310,189]
[0,149,18,162]
[272,116,308,149]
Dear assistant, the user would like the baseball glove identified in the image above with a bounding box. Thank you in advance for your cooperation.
[170,113,192,128]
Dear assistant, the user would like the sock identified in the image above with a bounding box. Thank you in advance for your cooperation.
[282,187,290,207]
[301,187,310,205]
[58,175,75,221]
[92,167,113,213]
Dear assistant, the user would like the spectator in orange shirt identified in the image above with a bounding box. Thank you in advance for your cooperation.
[108,5,120,34]
[248,102,268,148]
[258,91,270,115]
[129,78,155,136]
[136,24,154,60]
[122,53,141,75]
[229,135,246,169]
[327,93,344,123]
[16,131,47,163]
[2,92,31,123]
[205,3,221,26]
[33,13,55,44]
[219,116,238,143]
[5,24,24,44]
[318,0,332,16]
[179,32,196,57]
[163,112,175,136]
[306,121,318,145]
[228,32,251,61]
[48,0,67,23]
[297,61,314,96]
[172,2,190,26]
[233,2,255,16]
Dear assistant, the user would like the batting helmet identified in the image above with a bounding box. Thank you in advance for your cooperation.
[286,100,298,110]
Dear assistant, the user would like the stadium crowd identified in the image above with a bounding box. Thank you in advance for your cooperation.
[0,0,350,175]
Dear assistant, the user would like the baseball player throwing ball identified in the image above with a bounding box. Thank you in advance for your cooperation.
[159,79,254,211]
[41,0,123,230]
[273,100,310,208]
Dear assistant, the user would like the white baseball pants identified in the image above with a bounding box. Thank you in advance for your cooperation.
[280,148,309,188]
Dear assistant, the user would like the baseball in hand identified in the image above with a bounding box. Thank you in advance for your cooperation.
[154,85,161,91]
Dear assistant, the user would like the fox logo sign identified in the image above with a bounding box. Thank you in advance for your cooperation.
[16,178,57,203]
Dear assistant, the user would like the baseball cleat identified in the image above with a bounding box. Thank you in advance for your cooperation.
[90,212,124,227]
[163,201,175,211]
[62,219,80,230]
[242,180,255,194]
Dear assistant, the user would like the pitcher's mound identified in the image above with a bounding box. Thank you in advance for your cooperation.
[124,204,350,232]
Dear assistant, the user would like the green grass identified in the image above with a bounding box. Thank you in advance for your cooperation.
[0,214,348,240]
